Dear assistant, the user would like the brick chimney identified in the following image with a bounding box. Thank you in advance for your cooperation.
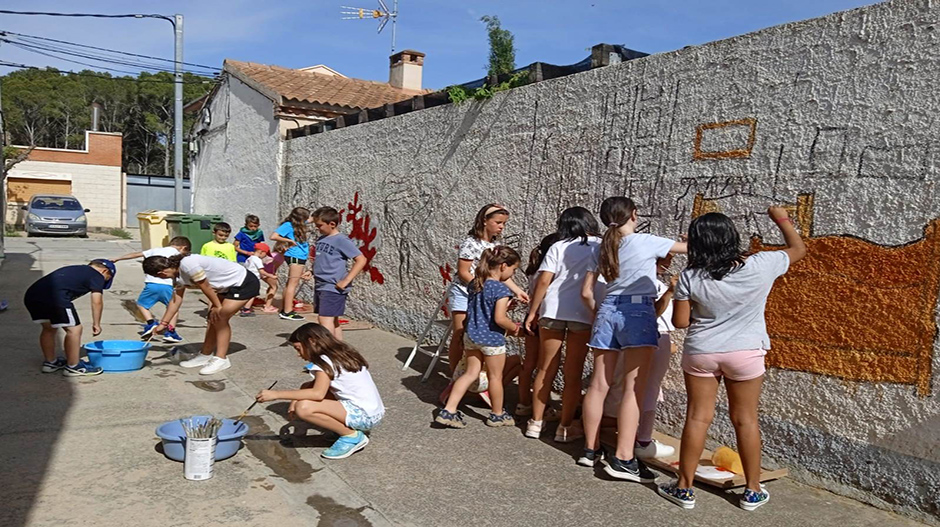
[389,50,424,91]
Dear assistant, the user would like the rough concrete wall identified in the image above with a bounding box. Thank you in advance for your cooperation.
[7,161,123,228]
[192,75,282,234]
[283,0,940,522]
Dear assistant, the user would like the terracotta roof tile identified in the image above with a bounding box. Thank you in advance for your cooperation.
[224,59,426,111]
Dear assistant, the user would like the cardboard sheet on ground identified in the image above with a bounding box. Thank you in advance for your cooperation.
[599,430,788,489]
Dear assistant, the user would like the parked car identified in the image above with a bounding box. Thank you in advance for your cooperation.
[22,195,90,237]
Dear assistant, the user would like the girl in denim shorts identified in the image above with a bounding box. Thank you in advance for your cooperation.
[657,207,805,511]
[436,246,522,428]
[579,197,687,481]
[271,207,313,321]
[256,322,385,460]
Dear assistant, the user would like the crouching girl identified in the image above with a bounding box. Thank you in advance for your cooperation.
[256,323,385,459]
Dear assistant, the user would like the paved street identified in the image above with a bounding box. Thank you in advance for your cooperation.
[0,237,928,527]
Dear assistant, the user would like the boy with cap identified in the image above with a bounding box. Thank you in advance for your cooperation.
[23,259,116,376]
[241,242,279,315]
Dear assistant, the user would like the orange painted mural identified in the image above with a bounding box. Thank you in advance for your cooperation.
[694,193,939,396]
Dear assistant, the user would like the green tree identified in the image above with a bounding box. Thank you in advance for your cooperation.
[481,15,516,77]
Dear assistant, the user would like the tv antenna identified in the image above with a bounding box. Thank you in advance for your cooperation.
[341,0,399,54]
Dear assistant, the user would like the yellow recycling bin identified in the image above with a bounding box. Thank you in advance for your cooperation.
[136,210,180,250]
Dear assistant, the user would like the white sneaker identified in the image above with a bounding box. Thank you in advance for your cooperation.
[199,356,231,375]
[635,439,676,459]
[179,353,212,368]
[554,420,585,443]
[524,419,543,439]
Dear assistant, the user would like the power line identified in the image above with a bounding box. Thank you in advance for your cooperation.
[1,30,219,71]
[2,37,217,76]
[0,60,218,85]
[0,10,173,23]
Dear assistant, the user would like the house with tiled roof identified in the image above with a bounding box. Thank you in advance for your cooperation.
[187,50,426,231]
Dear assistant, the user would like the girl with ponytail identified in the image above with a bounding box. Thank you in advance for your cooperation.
[143,252,260,375]
[271,207,313,320]
[578,197,686,479]
[436,246,522,429]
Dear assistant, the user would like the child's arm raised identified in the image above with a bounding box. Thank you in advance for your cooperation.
[257,372,329,402]
[524,271,553,333]
[111,251,144,262]
[336,254,368,291]
[494,296,520,336]
[90,292,103,336]
[768,206,807,264]
[581,270,599,314]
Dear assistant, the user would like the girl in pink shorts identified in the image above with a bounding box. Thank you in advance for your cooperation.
[658,206,806,512]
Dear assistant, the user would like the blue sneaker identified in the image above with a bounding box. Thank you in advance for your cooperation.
[658,481,696,509]
[42,357,67,373]
[434,409,467,429]
[63,360,103,377]
[485,411,514,427]
[141,320,158,338]
[740,484,769,511]
[321,431,369,459]
[162,329,183,343]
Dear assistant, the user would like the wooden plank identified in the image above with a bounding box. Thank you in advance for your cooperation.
[599,430,788,489]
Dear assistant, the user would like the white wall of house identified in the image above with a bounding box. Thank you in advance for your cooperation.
[5,161,124,228]
[192,75,282,235]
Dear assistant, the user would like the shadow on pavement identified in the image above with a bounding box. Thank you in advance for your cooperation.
[0,251,70,527]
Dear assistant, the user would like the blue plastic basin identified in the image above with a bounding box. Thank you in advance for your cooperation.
[83,340,151,372]
[155,416,248,462]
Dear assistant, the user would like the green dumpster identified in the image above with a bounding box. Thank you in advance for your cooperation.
[165,214,224,255]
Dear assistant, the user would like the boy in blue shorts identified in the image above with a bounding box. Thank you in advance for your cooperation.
[112,236,191,342]
[312,207,367,341]
[24,259,116,376]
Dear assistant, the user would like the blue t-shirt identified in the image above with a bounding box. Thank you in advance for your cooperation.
[465,279,513,347]
[275,222,309,260]
[233,229,264,263]
[26,265,105,307]
[314,234,362,292]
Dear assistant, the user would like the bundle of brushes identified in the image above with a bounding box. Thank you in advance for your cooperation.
[180,417,223,439]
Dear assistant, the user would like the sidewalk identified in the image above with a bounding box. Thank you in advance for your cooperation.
[0,238,927,527]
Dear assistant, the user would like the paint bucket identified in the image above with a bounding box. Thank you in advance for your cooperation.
[184,436,216,481]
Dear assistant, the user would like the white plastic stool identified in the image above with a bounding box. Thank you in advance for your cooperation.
[402,285,454,382]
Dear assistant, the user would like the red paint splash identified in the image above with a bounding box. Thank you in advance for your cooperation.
[343,192,385,284]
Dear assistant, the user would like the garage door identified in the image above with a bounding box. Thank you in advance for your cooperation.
[7,177,72,202]
[5,177,73,225]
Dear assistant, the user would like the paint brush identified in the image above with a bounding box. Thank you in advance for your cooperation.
[235,381,278,424]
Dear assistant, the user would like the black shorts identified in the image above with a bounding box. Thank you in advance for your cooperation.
[25,299,81,327]
[220,272,261,301]
[285,256,306,266]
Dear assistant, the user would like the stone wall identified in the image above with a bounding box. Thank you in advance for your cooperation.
[283,0,940,522]
[192,75,282,236]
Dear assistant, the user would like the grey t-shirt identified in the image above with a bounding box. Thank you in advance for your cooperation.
[590,233,675,297]
[314,234,362,292]
[675,251,790,354]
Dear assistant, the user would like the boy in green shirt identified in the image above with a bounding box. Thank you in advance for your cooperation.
[200,222,237,261]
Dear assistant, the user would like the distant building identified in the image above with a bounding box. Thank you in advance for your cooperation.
[187,50,427,232]
[4,130,125,229]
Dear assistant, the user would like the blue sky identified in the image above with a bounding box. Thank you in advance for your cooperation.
[1,0,877,90]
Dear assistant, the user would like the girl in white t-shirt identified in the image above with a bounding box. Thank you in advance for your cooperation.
[516,232,560,417]
[579,196,686,481]
[256,322,384,460]
[444,204,528,384]
[524,207,603,442]
[143,253,260,375]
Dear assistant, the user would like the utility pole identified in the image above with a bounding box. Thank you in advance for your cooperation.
[173,14,184,213]
[0,65,6,260]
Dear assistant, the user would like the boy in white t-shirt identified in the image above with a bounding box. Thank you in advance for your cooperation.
[241,243,279,316]
[112,236,191,343]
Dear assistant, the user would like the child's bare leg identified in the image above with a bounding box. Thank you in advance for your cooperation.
[282,264,303,312]
[614,346,654,460]
[39,323,57,362]
[518,333,539,406]
[213,299,246,359]
[447,312,467,375]
[483,353,507,414]
[726,375,765,492]
[444,350,483,413]
[582,350,617,450]
[678,373,720,488]
[200,317,217,356]
[63,325,84,366]
[560,330,591,426]
[138,305,154,322]
[531,328,564,421]
[264,277,278,308]
[294,399,354,436]
[502,354,521,386]
[318,315,343,341]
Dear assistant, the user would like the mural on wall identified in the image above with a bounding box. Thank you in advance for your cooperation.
[341,192,385,285]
